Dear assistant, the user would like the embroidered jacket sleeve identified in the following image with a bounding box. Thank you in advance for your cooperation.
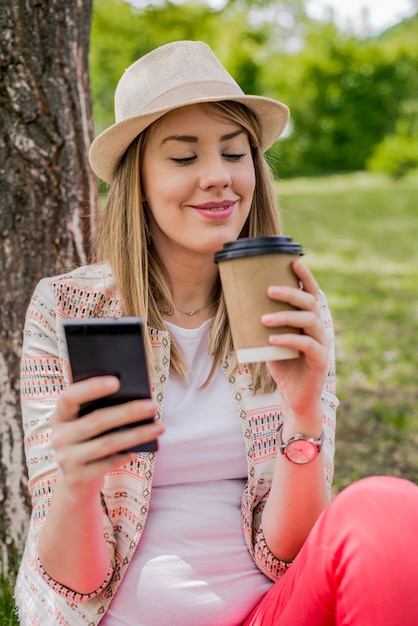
[240,289,338,581]
[20,276,117,602]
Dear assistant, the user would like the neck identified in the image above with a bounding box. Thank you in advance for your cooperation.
[163,253,218,306]
[150,237,220,327]
[168,268,218,328]
[168,282,217,328]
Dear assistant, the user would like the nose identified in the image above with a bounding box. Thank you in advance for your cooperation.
[199,155,232,190]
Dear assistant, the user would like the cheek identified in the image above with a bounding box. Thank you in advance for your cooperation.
[144,167,190,207]
[144,175,186,233]
[241,165,256,204]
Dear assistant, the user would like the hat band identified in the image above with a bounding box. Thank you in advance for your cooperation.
[135,80,245,117]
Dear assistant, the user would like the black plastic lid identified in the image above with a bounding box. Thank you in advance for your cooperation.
[214,236,303,263]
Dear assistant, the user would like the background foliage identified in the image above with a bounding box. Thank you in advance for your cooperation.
[90,0,418,179]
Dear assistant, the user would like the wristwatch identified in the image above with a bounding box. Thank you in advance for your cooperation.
[278,422,324,465]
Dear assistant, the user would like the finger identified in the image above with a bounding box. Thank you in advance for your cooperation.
[63,358,73,383]
[291,260,320,297]
[78,399,158,442]
[65,453,134,487]
[58,418,164,468]
[87,419,163,462]
[59,448,146,489]
[54,376,121,423]
[263,310,325,342]
[268,332,329,366]
[265,286,319,314]
[53,397,158,450]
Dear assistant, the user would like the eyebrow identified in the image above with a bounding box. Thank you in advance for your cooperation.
[160,129,245,146]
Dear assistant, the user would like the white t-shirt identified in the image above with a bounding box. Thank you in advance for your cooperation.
[101,320,273,626]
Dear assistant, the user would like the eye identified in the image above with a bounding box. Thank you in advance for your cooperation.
[170,156,196,166]
[223,153,246,162]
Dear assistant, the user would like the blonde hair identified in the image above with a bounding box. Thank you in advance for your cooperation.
[98,102,281,393]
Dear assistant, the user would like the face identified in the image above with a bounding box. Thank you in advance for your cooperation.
[141,103,256,263]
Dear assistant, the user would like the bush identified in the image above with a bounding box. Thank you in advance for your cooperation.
[367,134,418,179]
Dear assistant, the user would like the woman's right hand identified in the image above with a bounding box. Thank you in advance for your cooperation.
[51,376,164,498]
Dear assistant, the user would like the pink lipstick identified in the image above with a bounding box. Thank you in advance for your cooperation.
[193,200,236,219]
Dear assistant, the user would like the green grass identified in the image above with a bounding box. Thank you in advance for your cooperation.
[277,171,418,491]
[0,571,18,626]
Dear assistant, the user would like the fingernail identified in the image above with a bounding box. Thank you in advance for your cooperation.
[142,399,157,411]
[104,376,119,387]
[262,314,275,323]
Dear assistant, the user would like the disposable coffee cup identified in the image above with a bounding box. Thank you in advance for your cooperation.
[214,236,303,363]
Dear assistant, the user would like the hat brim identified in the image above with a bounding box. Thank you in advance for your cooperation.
[89,95,289,184]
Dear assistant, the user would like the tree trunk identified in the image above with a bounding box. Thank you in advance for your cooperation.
[0,0,96,572]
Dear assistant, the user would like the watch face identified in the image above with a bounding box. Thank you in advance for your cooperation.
[284,439,318,464]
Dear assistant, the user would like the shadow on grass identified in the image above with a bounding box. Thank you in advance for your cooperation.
[332,387,418,493]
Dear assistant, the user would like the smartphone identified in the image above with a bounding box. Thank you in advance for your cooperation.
[63,317,157,453]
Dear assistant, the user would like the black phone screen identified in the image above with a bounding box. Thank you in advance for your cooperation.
[63,317,156,453]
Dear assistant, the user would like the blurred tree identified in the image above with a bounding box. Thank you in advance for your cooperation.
[90,0,222,133]
[90,0,308,135]
[366,15,418,178]
[267,17,418,177]
[0,0,96,571]
[90,1,417,179]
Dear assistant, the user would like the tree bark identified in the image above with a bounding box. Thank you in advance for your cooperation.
[0,0,96,572]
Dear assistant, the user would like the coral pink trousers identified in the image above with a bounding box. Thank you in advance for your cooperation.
[243,476,418,626]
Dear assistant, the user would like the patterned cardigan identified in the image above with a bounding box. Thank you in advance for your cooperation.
[15,263,337,626]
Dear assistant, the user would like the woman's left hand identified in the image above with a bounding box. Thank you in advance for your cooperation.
[262,259,330,420]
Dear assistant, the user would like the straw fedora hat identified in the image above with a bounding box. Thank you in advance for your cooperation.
[89,40,290,184]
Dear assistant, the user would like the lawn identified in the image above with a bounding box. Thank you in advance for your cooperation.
[276,171,418,492]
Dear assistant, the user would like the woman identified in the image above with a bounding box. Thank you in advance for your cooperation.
[15,41,418,625]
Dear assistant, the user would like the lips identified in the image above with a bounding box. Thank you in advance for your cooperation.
[193,200,236,211]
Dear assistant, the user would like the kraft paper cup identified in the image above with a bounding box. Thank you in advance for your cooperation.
[214,236,303,363]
